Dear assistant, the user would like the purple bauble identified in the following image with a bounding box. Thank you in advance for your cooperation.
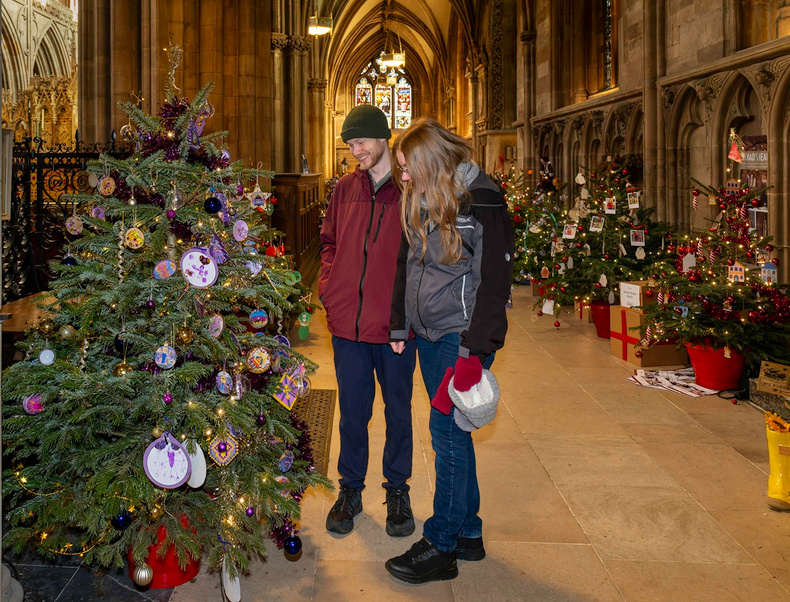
[237,184,244,195]
[163,392,173,404]
[217,441,228,453]
[246,507,255,517]
[146,299,155,309]
[166,209,177,220]
[256,414,267,427]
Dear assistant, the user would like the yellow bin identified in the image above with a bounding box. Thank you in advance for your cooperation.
[766,425,790,511]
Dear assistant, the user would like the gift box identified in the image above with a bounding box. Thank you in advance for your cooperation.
[574,300,593,323]
[609,305,688,367]
[529,279,546,297]
[619,280,658,312]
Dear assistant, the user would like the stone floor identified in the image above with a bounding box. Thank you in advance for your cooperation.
[171,285,790,601]
[10,285,790,600]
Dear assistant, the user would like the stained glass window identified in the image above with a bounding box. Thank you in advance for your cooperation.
[354,52,412,129]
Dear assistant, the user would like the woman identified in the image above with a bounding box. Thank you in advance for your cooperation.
[386,119,514,584]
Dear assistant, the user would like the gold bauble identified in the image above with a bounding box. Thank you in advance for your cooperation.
[39,319,56,336]
[112,361,133,377]
[149,505,163,519]
[133,563,154,587]
[152,426,163,438]
[177,325,195,344]
[58,325,76,340]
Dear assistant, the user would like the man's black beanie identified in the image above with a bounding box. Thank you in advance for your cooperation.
[341,105,392,142]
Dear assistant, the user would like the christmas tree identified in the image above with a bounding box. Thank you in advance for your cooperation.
[638,172,790,367]
[539,156,674,315]
[2,47,328,588]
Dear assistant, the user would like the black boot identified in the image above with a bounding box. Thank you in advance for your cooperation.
[385,538,458,584]
[456,536,486,561]
[384,488,415,537]
[326,484,362,534]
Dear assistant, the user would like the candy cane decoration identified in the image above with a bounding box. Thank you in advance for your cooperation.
[80,338,89,371]
[645,325,653,342]
[738,204,748,220]
[692,189,700,211]
[657,290,665,304]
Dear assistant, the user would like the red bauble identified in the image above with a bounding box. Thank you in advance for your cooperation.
[560,286,567,292]
[645,289,654,297]
[277,245,286,256]
[555,264,561,270]
[772,258,780,266]
[576,243,582,248]
[766,244,774,252]
[667,245,675,253]
[604,254,610,260]
[595,282,602,289]
[746,251,755,260]
[622,168,629,175]
[537,310,543,317]
[562,256,569,262]
[577,225,584,232]
[634,350,643,358]
[590,172,597,179]
[719,203,727,210]
[514,206,521,211]
[751,199,759,206]
[726,258,735,266]
[614,178,621,184]
[265,245,278,257]
[553,321,560,328]
[692,188,700,196]
[598,184,606,191]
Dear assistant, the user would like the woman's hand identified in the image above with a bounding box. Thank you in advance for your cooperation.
[390,341,405,354]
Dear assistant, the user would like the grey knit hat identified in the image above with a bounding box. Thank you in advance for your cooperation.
[341,105,392,142]
[449,370,501,432]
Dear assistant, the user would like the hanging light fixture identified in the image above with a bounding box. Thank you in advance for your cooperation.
[380,2,405,68]
[308,15,332,36]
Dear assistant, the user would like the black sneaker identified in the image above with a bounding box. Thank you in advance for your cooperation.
[385,537,458,584]
[456,536,485,561]
[326,484,362,534]
[384,489,415,537]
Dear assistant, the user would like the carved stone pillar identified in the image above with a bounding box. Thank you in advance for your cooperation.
[307,78,327,177]
[78,0,113,142]
[520,30,537,182]
[290,36,311,172]
[271,33,288,172]
[572,4,588,103]
[642,0,658,212]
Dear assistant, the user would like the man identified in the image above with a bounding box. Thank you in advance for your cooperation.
[319,104,417,537]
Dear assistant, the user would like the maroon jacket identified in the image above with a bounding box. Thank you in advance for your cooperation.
[319,167,403,344]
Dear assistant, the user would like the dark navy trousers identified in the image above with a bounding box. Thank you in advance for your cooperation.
[332,336,417,491]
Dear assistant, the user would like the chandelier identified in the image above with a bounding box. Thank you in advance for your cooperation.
[308,15,333,36]
[381,2,405,68]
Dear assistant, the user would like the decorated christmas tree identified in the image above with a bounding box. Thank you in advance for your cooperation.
[539,156,674,315]
[637,169,790,367]
[2,47,328,591]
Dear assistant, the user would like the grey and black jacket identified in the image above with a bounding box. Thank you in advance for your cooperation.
[390,163,515,359]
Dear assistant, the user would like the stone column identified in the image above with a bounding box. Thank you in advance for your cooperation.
[642,0,657,211]
[291,36,311,172]
[271,33,288,172]
[78,0,113,142]
[324,99,336,177]
[307,78,327,177]
[520,30,537,182]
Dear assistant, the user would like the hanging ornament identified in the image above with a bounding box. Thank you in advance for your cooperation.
[298,325,310,341]
[216,370,232,395]
[692,189,700,210]
[185,438,207,489]
[284,534,302,558]
[154,344,177,369]
[657,290,665,304]
[146,297,156,309]
[246,507,256,517]
[256,413,267,427]
[58,324,76,340]
[180,248,219,289]
[98,175,116,197]
[111,510,133,530]
[221,556,242,602]
[273,371,299,410]
[209,233,229,265]
[249,309,268,329]
[23,393,44,415]
[114,330,132,355]
[39,319,56,336]
[208,435,238,466]
[208,314,224,338]
[91,205,105,220]
[113,361,134,377]
[133,563,154,587]
[204,196,222,214]
[153,259,177,280]
[246,347,271,373]
[124,227,145,250]
[143,432,192,489]
[60,252,78,266]
[232,220,249,242]
[230,374,250,401]
[39,348,55,365]
[177,325,195,344]
[279,451,295,473]
[65,215,84,236]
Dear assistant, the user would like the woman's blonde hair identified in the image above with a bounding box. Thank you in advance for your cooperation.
[392,118,472,264]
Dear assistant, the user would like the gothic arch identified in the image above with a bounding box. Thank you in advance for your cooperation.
[711,72,758,183]
[768,63,790,280]
[1,4,26,97]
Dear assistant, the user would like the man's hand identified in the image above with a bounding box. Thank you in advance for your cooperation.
[390,341,405,354]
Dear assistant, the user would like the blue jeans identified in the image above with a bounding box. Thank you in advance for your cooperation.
[416,333,494,553]
[332,336,417,491]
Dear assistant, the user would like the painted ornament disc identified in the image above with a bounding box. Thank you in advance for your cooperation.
[98,175,116,196]
[125,227,145,249]
[143,433,192,489]
[65,216,84,235]
[154,345,177,369]
[246,346,271,374]
[180,248,219,288]
[154,259,177,280]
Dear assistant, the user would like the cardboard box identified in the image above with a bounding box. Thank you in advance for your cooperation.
[619,280,658,311]
[574,300,593,323]
[609,305,688,367]
[750,378,790,422]
[757,361,790,397]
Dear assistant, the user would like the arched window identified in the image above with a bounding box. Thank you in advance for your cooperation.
[354,52,412,130]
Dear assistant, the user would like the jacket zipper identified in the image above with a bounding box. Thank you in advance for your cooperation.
[355,190,377,341]
[461,274,468,320]
[416,262,431,341]
[372,203,386,243]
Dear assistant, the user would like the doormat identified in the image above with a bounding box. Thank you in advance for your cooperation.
[294,389,336,476]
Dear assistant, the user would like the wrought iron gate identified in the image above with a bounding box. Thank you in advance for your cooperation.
[3,133,126,304]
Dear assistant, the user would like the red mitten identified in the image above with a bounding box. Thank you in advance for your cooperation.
[430,368,455,415]
[453,355,482,392]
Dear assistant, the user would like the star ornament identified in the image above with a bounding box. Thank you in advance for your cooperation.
[273,372,299,410]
